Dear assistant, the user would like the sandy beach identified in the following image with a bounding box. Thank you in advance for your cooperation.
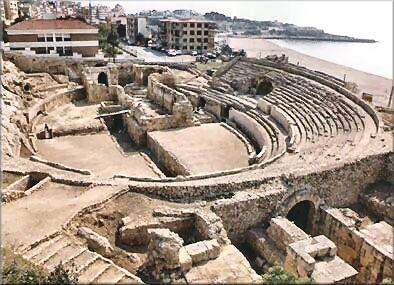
[223,37,393,108]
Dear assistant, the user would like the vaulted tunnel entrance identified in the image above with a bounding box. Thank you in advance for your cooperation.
[286,200,315,235]
[98,72,108,86]
[256,80,273,96]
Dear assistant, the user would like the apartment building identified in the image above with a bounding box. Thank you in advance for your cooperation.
[3,0,18,25]
[127,16,148,43]
[159,18,216,53]
[6,18,99,57]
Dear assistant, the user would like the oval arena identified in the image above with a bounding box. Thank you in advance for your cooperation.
[2,53,393,284]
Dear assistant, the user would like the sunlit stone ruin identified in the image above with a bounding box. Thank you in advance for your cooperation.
[1,52,393,284]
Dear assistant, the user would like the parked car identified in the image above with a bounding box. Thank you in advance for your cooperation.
[191,50,198,56]
[175,50,182,55]
[206,52,216,59]
[167,49,177,56]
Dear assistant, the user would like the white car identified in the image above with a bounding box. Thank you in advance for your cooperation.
[191,50,198,56]
[175,50,182,55]
[167,49,177,56]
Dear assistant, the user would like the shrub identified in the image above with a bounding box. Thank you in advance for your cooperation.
[2,249,78,284]
[261,266,313,284]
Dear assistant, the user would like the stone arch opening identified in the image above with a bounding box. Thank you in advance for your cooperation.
[23,82,32,93]
[286,200,316,234]
[255,80,273,96]
[197,97,206,109]
[98,72,108,86]
[222,105,231,121]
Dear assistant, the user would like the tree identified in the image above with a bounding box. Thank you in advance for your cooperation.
[135,32,145,46]
[261,266,313,284]
[107,26,119,62]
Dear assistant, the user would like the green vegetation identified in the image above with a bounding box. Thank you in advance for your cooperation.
[381,278,393,284]
[2,248,77,284]
[98,23,122,61]
[261,266,314,284]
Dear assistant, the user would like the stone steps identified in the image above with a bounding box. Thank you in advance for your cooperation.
[21,234,142,284]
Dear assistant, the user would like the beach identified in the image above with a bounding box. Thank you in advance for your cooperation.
[223,37,393,108]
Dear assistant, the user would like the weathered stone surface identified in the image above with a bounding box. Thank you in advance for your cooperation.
[179,247,192,272]
[143,228,184,280]
[184,239,220,265]
[77,226,114,258]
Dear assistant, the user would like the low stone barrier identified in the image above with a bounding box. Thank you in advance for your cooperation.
[29,155,92,175]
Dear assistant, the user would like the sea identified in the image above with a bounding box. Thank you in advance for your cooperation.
[218,35,392,79]
[269,39,392,79]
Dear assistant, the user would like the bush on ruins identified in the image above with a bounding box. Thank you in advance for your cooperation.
[261,266,314,284]
[2,249,78,284]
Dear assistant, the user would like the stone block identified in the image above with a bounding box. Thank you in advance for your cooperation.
[77,226,114,258]
[184,239,220,265]
[179,247,192,272]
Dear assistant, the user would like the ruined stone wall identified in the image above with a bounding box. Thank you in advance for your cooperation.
[318,208,393,283]
[210,152,392,241]
[147,134,190,177]
[4,52,106,83]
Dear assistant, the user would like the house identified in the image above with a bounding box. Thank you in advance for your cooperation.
[6,18,99,57]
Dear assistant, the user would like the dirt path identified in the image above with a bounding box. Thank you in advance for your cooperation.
[1,183,125,250]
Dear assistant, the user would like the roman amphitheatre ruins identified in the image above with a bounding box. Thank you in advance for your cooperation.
[1,51,393,284]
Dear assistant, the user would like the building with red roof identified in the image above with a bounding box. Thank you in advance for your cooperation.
[6,18,99,57]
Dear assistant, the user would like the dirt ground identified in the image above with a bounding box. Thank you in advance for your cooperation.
[34,101,102,133]
[1,182,123,249]
[148,123,250,175]
[37,133,159,178]
[2,172,24,189]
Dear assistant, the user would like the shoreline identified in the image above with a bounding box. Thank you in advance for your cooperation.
[221,36,392,108]
[226,34,376,43]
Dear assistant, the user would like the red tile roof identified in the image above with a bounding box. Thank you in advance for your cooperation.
[8,19,97,30]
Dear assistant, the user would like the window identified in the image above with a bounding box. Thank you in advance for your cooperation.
[197,23,202,28]
[182,46,187,50]
[190,30,195,35]
[56,47,64,56]
[37,35,45,42]
[197,38,201,43]
[32,47,47,54]
[183,23,187,27]
[46,36,53,42]
[190,23,195,28]
[183,30,187,35]
[64,46,72,56]
[190,38,194,43]
[204,31,208,35]
[64,34,71,41]
[197,46,202,50]
[55,34,62,41]
[203,46,208,50]
[204,38,208,43]
[183,38,187,42]
[204,23,209,28]
[197,30,201,35]
[10,47,25,50]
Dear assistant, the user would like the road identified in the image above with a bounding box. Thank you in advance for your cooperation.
[119,44,195,63]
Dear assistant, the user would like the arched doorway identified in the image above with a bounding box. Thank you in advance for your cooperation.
[256,80,273,96]
[98,72,108,86]
[286,200,316,234]
[197,97,206,109]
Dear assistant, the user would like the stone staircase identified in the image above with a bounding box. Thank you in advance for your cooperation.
[21,233,142,284]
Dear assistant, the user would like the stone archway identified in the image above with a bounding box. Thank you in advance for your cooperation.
[286,200,316,234]
[98,72,108,86]
[197,97,206,109]
[255,80,273,96]
[274,190,323,235]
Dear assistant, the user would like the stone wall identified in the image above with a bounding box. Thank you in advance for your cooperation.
[4,52,106,83]
[210,152,392,241]
[318,207,393,283]
[147,133,190,176]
